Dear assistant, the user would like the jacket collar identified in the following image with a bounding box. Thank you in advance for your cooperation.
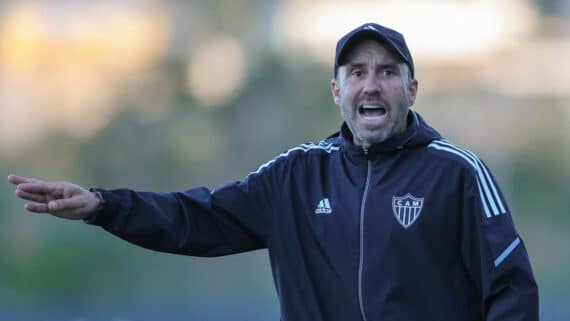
[339,110,423,157]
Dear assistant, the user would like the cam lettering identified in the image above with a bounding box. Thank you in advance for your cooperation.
[396,200,421,207]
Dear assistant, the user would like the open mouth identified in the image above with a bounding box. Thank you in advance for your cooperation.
[359,104,387,120]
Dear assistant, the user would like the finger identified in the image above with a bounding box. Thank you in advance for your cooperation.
[24,203,50,213]
[15,189,47,203]
[17,182,61,194]
[8,174,39,185]
[47,196,84,212]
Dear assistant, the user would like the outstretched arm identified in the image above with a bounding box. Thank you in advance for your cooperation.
[8,171,277,257]
[8,174,101,220]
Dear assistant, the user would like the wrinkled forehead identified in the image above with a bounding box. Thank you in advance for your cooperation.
[340,39,402,66]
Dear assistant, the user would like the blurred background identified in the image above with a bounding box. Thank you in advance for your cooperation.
[0,0,568,320]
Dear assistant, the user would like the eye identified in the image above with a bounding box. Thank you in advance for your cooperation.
[351,69,363,77]
[382,68,394,76]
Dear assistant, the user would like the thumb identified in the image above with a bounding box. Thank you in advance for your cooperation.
[48,200,61,211]
[47,192,97,220]
[48,196,83,212]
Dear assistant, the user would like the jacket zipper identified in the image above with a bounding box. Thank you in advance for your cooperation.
[358,159,372,321]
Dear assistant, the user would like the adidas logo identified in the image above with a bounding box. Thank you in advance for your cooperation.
[315,198,332,215]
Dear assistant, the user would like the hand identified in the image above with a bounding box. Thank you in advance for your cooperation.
[7,174,101,220]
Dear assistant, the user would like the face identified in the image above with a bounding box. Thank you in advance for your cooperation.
[330,40,418,148]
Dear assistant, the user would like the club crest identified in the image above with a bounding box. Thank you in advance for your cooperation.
[392,193,424,229]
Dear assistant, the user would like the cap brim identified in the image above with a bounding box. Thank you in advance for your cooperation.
[336,30,405,67]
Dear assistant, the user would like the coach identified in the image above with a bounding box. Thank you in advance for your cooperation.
[9,22,539,321]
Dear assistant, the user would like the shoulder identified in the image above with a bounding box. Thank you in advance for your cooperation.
[426,139,489,176]
[249,138,341,176]
[427,139,508,217]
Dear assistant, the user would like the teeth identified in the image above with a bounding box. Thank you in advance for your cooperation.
[362,104,381,110]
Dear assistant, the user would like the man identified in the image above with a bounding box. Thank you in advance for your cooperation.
[8,23,538,321]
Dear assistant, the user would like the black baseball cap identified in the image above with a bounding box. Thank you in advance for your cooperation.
[334,23,414,79]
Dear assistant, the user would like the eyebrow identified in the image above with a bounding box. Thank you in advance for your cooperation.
[345,62,401,70]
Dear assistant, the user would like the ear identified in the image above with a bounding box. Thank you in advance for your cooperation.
[330,78,341,105]
[407,79,418,106]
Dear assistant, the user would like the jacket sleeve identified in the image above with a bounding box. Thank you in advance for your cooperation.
[84,167,279,257]
[460,162,539,321]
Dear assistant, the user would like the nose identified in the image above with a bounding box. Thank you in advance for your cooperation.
[362,73,382,96]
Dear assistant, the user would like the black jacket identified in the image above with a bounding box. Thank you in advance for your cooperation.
[88,110,539,321]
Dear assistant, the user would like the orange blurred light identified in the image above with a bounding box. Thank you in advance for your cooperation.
[0,2,171,154]
[0,3,45,73]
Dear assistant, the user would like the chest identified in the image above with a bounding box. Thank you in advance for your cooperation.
[279,154,463,261]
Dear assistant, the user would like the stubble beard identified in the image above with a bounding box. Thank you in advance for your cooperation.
[342,102,409,148]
